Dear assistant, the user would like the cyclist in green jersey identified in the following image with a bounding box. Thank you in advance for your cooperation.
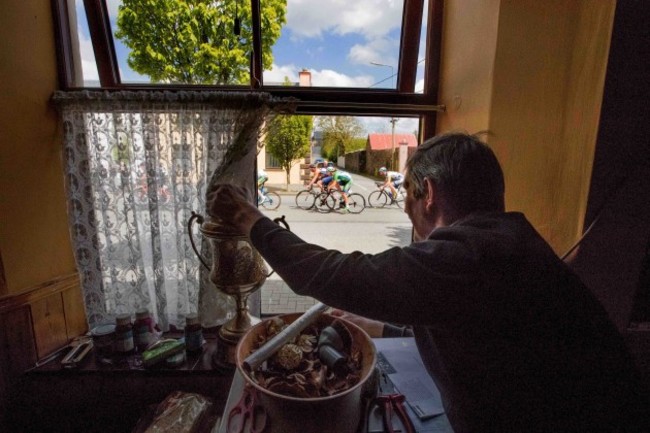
[327,166,353,210]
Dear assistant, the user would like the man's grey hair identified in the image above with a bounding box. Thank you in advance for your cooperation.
[405,132,505,219]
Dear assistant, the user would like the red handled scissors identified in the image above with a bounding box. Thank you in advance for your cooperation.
[227,383,267,433]
[375,393,415,433]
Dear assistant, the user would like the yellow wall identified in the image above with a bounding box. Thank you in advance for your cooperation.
[437,0,501,133]
[437,0,615,255]
[0,3,76,295]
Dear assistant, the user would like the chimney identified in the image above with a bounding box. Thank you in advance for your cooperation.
[299,69,312,87]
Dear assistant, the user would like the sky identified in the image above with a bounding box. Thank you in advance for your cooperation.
[76,0,424,135]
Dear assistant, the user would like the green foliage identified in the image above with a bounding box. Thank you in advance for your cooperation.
[115,0,287,84]
[347,137,367,153]
[317,116,365,161]
[266,113,313,186]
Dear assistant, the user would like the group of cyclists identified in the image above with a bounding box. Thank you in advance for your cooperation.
[305,161,354,211]
[258,159,405,211]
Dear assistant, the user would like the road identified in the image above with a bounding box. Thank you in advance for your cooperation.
[258,171,413,314]
[261,171,413,254]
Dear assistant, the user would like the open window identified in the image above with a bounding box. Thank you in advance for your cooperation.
[50,0,444,324]
[53,0,444,135]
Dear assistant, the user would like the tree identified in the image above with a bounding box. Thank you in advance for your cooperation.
[317,116,365,161]
[115,0,287,84]
[266,113,313,189]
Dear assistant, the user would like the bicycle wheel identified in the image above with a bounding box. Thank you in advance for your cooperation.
[314,192,332,213]
[295,190,315,210]
[261,192,281,210]
[325,190,342,211]
[346,193,366,214]
[367,190,388,208]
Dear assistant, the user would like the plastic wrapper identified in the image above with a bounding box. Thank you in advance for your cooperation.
[141,391,213,433]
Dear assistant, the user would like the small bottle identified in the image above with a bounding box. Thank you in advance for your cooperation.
[114,313,135,355]
[133,308,154,352]
[184,313,203,353]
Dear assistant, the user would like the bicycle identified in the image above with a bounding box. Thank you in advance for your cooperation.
[258,186,281,210]
[294,185,323,210]
[314,188,366,214]
[367,183,406,209]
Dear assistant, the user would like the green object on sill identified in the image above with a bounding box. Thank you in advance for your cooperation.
[142,338,186,367]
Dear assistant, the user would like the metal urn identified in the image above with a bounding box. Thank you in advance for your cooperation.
[189,212,288,367]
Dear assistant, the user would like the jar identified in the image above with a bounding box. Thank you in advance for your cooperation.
[133,308,154,352]
[114,313,135,355]
[91,324,115,362]
[185,313,203,353]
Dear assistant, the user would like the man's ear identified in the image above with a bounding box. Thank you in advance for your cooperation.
[424,177,437,212]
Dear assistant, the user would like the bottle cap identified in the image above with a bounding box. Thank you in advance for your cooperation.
[116,313,132,326]
[186,313,200,326]
[136,308,150,320]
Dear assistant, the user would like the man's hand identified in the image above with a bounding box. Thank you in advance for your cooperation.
[207,184,265,236]
[330,309,385,338]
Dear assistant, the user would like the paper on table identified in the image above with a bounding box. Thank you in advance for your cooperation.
[374,338,445,420]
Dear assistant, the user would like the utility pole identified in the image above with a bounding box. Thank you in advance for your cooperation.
[370,61,399,170]
[390,117,398,170]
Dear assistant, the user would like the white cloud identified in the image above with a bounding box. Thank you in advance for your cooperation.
[311,69,374,87]
[287,0,402,39]
[264,64,299,84]
[265,63,374,88]
[78,25,99,82]
[348,36,396,67]
[359,117,419,136]
[106,0,120,20]
[414,78,425,94]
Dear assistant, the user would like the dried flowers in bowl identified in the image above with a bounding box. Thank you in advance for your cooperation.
[235,313,377,433]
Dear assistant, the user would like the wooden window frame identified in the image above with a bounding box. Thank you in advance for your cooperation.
[52,0,444,139]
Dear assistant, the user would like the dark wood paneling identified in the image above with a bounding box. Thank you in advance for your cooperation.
[1,307,37,376]
[31,294,68,359]
[62,284,88,339]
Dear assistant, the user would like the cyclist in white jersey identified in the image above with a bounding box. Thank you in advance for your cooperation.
[379,166,404,202]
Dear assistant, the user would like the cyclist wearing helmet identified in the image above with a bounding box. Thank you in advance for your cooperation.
[306,163,320,190]
[320,167,334,189]
[379,166,404,202]
[327,166,353,210]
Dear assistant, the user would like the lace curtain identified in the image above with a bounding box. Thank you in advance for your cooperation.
[53,90,288,331]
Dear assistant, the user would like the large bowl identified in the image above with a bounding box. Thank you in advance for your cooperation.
[236,312,377,433]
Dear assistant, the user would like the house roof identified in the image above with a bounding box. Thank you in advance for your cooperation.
[367,133,418,150]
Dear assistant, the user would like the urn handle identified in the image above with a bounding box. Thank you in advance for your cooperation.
[188,212,291,272]
[188,211,210,270]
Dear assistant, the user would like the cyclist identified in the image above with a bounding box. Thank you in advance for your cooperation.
[327,166,353,210]
[305,164,321,190]
[257,169,269,203]
[379,166,404,202]
[317,167,332,190]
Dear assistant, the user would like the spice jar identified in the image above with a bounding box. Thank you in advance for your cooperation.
[185,313,203,353]
[114,313,135,355]
[133,308,154,352]
[91,324,115,362]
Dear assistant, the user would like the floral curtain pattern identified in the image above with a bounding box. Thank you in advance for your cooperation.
[53,90,287,331]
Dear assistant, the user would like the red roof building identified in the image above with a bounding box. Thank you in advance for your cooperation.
[367,133,418,150]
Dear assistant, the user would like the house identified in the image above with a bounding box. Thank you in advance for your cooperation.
[257,69,313,190]
[1,1,649,432]
[366,133,418,174]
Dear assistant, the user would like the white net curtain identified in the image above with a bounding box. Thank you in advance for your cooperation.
[53,90,288,331]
